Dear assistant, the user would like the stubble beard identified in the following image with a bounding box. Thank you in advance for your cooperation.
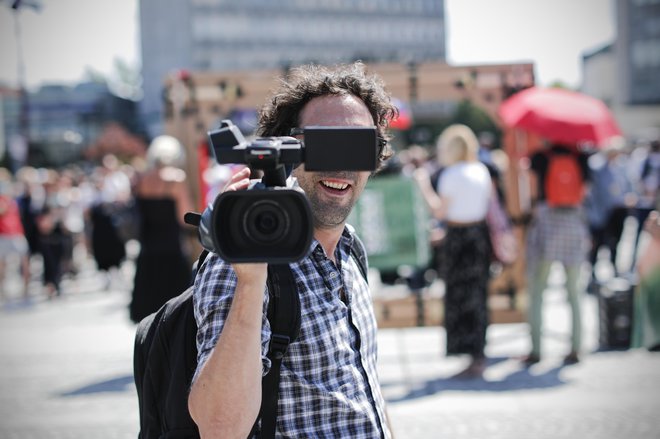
[296,171,361,230]
[308,194,355,230]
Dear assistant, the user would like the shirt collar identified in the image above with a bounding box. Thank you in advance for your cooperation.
[308,226,355,262]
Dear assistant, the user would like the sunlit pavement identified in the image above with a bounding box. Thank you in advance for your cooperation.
[1,224,659,438]
[380,289,660,439]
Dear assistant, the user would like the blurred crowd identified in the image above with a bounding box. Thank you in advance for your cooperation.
[1,129,658,355]
[392,129,659,285]
[0,135,235,322]
[0,156,138,302]
[377,126,659,371]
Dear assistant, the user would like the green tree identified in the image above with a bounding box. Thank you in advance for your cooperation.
[110,58,143,101]
[547,80,573,90]
[448,99,500,141]
[83,58,143,101]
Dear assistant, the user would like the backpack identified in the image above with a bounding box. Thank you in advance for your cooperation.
[134,235,369,439]
[544,153,585,207]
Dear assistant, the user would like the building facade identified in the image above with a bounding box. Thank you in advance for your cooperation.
[581,43,616,107]
[616,0,660,106]
[581,0,660,138]
[1,82,143,169]
[139,0,446,135]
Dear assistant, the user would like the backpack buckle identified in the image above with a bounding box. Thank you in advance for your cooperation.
[269,334,291,360]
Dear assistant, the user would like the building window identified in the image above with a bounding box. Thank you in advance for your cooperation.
[632,39,660,69]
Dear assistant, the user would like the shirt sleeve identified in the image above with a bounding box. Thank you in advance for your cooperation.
[192,252,272,382]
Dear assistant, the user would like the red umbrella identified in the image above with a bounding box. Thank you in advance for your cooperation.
[498,86,622,147]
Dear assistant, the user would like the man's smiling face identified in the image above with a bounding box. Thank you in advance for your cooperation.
[292,93,374,230]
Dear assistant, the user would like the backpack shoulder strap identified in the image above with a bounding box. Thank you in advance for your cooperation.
[258,263,301,438]
[255,231,367,438]
[191,249,209,279]
[348,227,369,284]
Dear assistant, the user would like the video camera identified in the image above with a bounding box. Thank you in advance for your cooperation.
[196,119,379,263]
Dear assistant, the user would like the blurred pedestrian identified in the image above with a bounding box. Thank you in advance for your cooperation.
[524,142,591,365]
[631,210,660,351]
[129,135,193,323]
[412,143,448,283]
[15,166,43,260]
[631,138,660,271]
[478,131,500,180]
[584,138,635,288]
[58,168,92,276]
[415,124,492,378]
[0,168,30,302]
[35,205,65,298]
[89,156,129,289]
[392,145,438,290]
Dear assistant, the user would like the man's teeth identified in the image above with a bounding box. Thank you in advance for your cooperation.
[321,181,348,190]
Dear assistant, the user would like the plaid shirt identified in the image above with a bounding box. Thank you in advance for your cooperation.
[193,227,390,438]
[526,202,590,269]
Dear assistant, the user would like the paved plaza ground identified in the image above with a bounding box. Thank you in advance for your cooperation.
[1,221,659,438]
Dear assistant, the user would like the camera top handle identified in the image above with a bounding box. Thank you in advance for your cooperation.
[208,120,303,188]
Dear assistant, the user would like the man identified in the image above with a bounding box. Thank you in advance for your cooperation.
[188,62,396,438]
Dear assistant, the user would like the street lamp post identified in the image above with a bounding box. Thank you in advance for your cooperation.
[4,0,41,170]
[13,3,29,170]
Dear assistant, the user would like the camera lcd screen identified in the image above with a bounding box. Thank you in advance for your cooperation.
[303,126,377,171]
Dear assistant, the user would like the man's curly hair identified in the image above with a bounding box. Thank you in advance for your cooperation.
[257,62,397,168]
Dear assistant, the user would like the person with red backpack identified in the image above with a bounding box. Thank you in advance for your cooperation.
[523,143,591,366]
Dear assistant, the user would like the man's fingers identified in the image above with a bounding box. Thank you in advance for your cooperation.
[224,168,251,192]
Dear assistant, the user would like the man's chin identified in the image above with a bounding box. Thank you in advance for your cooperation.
[313,222,346,232]
[312,211,351,230]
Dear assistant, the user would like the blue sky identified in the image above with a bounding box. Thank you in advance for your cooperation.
[0,0,615,89]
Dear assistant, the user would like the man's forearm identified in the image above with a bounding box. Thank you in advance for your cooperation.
[189,278,266,439]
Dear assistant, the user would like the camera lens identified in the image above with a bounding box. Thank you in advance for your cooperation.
[210,189,312,263]
[243,200,290,244]
[256,211,278,235]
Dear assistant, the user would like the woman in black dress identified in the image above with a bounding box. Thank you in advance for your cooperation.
[129,135,194,323]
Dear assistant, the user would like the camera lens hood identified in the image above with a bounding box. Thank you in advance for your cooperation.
[203,188,313,263]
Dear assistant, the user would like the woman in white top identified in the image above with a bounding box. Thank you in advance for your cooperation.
[415,124,493,378]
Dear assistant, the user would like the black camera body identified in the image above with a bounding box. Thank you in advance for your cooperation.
[199,119,378,263]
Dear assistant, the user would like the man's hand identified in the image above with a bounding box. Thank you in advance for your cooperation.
[222,167,268,283]
[189,165,269,438]
[223,167,252,192]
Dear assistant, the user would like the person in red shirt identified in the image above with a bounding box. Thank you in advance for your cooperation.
[0,168,30,302]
